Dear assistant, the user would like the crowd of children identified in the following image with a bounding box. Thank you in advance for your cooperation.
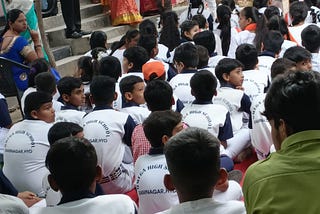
[1,0,320,213]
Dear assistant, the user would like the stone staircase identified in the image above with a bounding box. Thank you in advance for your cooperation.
[44,0,188,77]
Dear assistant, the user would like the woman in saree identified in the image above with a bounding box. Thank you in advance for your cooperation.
[108,0,142,26]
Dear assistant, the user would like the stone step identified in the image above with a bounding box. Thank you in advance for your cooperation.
[52,45,72,61]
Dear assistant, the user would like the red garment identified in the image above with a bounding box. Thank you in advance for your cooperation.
[110,0,142,26]
[131,124,151,164]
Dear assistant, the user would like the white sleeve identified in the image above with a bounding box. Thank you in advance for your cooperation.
[205,0,217,20]
[227,28,239,58]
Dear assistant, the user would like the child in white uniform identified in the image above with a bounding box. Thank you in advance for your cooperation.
[301,25,320,72]
[283,46,312,71]
[0,93,12,166]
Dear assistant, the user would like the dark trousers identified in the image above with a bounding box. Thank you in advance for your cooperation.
[60,0,81,35]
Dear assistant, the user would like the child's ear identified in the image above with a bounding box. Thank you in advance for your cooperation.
[95,165,103,182]
[30,110,39,119]
[214,168,229,192]
[247,17,253,24]
[184,31,191,39]
[113,92,118,101]
[222,73,229,82]
[124,92,133,101]
[161,135,169,144]
[48,174,59,192]
[61,94,70,103]
[128,62,134,71]
[164,174,175,191]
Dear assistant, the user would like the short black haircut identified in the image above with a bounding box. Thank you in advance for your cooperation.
[89,31,107,49]
[57,76,82,96]
[90,75,116,106]
[215,58,243,83]
[180,20,199,41]
[119,75,144,100]
[283,46,312,63]
[143,110,182,148]
[262,30,284,54]
[144,80,173,111]
[190,70,217,101]
[173,42,199,68]
[137,34,157,57]
[192,14,207,29]
[24,91,52,118]
[139,19,157,36]
[235,44,258,70]
[45,137,97,193]
[264,71,320,134]
[195,45,209,69]
[48,122,83,145]
[98,56,122,81]
[164,127,221,196]
[35,72,56,95]
[193,30,216,56]
[301,24,320,53]
[29,58,50,87]
[270,58,296,80]
[123,46,150,71]
[289,1,309,25]
[253,0,269,9]
[264,6,281,20]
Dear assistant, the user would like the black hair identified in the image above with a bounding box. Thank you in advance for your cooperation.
[220,0,236,11]
[193,30,216,56]
[57,76,82,96]
[45,137,97,193]
[143,110,182,148]
[48,122,83,145]
[235,43,258,70]
[24,91,52,118]
[109,29,140,56]
[119,75,144,100]
[262,30,284,54]
[137,34,157,57]
[217,5,232,56]
[35,72,56,95]
[77,56,94,82]
[192,14,207,29]
[190,70,217,101]
[89,31,107,50]
[164,127,221,196]
[159,11,180,51]
[28,58,50,87]
[289,1,309,26]
[1,9,23,37]
[173,43,199,69]
[270,58,296,79]
[253,0,269,9]
[264,6,281,20]
[241,7,268,53]
[98,56,122,81]
[180,20,199,41]
[264,71,320,133]
[267,16,290,41]
[123,46,150,71]
[90,75,116,106]
[195,45,209,69]
[215,58,243,83]
[283,46,312,63]
[139,19,158,36]
[301,24,320,53]
[144,80,173,111]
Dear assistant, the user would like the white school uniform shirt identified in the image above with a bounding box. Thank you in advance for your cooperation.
[208,55,226,70]
[169,71,197,107]
[29,195,137,214]
[55,109,86,126]
[111,49,125,73]
[120,105,150,125]
[156,198,246,214]
[135,154,179,214]
[311,53,320,72]
[198,67,221,88]
[213,180,243,202]
[0,194,29,214]
[250,93,272,159]
[113,82,122,110]
[21,87,37,114]
[258,55,276,81]
[82,109,134,193]
[156,44,170,63]
[3,120,52,196]
[228,29,255,58]
[0,94,10,156]
[279,39,297,58]
[288,23,313,46]
[242,69,269,101]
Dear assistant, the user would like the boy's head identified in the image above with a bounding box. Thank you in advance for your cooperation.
[173,43,199,73]
[301,24,320,53]
[123,46,150,73]
[142,60,166,82]
[144,80,173,111]
[24,91,55,123]
[270,58,296,80]
[139,19,157,37]
[235,43,258,70]
[143,110,183,148]
[137,34,158,58]
[262,30,284,55]
[264,6,281,20]
[289,1,308,26]
[193,30,216,56]
[57,76,85,107]
[35,72,56,95]
[28,58,50,87]
[90,75,116,107]
[215,58,244,86]
[163,127,221,199]
[195,45,209,69]
[283,46,312,71]
[191,70,217,101]
[120,75,145,105]
[46,137,101,194]
[48,122,84,145]
[192,14,208,29]
[98,56,122,81]
[180,20,200,41]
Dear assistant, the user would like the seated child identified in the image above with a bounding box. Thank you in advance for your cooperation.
[135,110,183,214]
[121,46,150,76]
[82,76,136,194]
[0,93,12,166]
[158,127,246,213]
[213,58,252,159]
[3,91,54,196]
[179,20,199,43]
[119,75,150,124]
[30,137,137,213]
[301,24,320,72]
[55,77,86,125]
[283,47,312,71]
